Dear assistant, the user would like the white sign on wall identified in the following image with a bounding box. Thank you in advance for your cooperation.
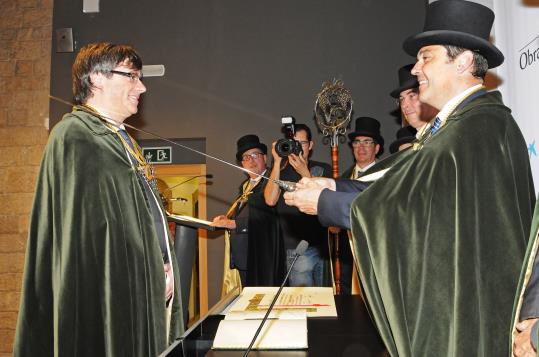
[493,0,539,189]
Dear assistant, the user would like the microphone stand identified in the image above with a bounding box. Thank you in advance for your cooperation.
[242,241,308,357]
[163,174,213,194]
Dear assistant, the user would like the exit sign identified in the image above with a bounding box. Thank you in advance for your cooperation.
[143,146,172,164]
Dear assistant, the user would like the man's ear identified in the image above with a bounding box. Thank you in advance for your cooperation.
[456,51,474,74]
[89,72,104,90]
[374,144,380,155]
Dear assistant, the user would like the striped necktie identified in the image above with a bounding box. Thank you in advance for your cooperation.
[117,129,169,262]
[117,129,137,162]
[430,117,442,135]
[118,129,134,149]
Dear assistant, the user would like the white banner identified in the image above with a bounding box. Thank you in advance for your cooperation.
[492,0,539,189]
[429,0,539,188]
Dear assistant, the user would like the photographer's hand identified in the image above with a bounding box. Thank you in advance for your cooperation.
[264,141,283,207]
[289,154,311,178]
[270,141,282,164]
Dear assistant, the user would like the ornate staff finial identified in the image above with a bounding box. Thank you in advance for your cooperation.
[314,79,353,147]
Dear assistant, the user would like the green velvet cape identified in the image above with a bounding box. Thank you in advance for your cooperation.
[349,91,534,356]
[14,109,184,356]
[511,198,539,355]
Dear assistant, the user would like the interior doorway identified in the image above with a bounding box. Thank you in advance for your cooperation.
[153,163,210,323]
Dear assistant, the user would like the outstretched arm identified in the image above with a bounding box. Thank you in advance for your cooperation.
[264,142,283,206]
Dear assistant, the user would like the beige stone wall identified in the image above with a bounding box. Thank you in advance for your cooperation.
[0,0,52,355]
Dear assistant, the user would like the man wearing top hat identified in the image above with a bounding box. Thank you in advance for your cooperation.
[335,117,384,295]
[389,126,417,154]
[390,64,438,135]
[283,0,534,355]
[341,117,384,180]
[212,135,285,290]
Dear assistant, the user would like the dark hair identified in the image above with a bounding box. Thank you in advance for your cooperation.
[72,43,143,104]
[294,123,312,141]
[443,45,488,79]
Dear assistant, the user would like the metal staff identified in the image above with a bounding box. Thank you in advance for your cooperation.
[313,80,353,295]
[49,95,297,192]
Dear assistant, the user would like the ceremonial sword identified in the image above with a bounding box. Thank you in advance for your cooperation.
[49,95,297,192]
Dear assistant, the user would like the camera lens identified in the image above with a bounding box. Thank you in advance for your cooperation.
[276,139,291,158]
[276,138,302,158]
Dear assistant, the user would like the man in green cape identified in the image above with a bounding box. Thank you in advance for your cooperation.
[512,198,539,356]
[284,1,535,355]
[14,43,184,356]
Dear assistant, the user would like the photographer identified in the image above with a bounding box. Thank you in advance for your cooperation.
[264,123,331,287]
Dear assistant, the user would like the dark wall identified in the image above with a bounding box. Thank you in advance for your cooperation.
[51,0,427,307]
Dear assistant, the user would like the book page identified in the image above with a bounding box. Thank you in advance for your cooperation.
[212,319,308,350]
[167,213,213,226]
[224,309,307,320]
[228,287,337,318]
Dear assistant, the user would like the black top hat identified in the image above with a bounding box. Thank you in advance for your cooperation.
[236,134,267,161]
[403,0,504,68]
[390,64,419,98]
[390,126,417,154]
[348,117,384,156]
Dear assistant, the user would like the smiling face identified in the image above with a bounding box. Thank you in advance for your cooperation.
[88,59,147,122]
[400,88,439,128]
[412,45,459,110]
[352,135,379,168]
[240,148,267,178]
[399,88,423,129]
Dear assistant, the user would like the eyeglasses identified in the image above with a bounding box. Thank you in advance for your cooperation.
[241,152,264,162]
[351,139,375,147]
[110,70,143,82]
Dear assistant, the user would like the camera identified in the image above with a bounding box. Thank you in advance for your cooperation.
[275,116,303,158]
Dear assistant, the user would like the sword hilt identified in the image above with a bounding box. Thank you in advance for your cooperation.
[277,180,297,192]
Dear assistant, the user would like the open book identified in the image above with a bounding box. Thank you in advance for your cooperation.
[166,213,218,231]
[167,213,212,226]
[227,286,337,318]
[212,287,337,350]
[212,310,307,350]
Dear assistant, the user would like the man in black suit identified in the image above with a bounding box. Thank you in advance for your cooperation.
[213,135,285,289]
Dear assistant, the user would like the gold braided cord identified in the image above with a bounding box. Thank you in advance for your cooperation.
[225,179,261,219]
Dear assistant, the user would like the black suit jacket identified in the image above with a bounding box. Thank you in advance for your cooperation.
[229,180,252,271]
